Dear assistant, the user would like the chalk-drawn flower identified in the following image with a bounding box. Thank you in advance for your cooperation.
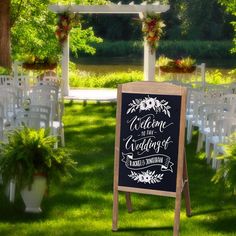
[138,175,145,182]
[155,100,161,107]
[145,98,156,109]
[139,100,148,111]
[142,172,152,183]
[128,170,164,184]
[127,96,171,117]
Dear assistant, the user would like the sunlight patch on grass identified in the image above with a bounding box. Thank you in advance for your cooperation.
[197,151,206,160]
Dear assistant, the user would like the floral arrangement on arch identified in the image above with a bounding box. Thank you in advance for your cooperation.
[55,12,75,44]
[142,13,165,54]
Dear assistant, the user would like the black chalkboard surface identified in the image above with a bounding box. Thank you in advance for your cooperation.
[118,93,181,193]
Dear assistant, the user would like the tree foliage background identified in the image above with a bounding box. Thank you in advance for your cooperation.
[10,0,105,62]
[85,0,234,41]
[0,0,235,68]
[218,0,236,53]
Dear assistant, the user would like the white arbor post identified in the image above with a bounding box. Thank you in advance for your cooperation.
[62,36,70,96]
[140,11,156,82]
[144,40,156,81]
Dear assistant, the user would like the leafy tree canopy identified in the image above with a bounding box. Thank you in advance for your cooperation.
[218,0,236,53]
[11,0,106,62]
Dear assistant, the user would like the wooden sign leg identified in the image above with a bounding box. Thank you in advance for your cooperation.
[183,152,191,217]
[112,188,119,231]
[174,150,192,236]
[125,192,132,213]
[173,191,181,236]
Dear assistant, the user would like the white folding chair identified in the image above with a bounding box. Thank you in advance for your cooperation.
[15,110,49,129]
[0,75,13,85]
[0,89,17,125]
[186,89,206,143]
[30,84,59,119]
[39,76,60,87]
[14,75,30,99]
[196,103,232,152]
[51,101,65,147]
[229,82,236,94]
[205,116,236,169]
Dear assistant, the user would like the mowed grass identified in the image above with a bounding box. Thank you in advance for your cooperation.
[1,101,236,235]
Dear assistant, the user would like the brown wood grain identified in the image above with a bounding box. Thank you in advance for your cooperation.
[0,0,11,68]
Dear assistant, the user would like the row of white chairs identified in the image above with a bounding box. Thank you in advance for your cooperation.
[0,74,64,147]
[186,86,236,169]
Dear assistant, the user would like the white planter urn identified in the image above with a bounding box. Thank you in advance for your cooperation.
[20,175,47,213]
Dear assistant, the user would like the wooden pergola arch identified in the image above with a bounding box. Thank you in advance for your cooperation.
[49,2,170,96]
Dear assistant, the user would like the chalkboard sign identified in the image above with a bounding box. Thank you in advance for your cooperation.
[119,92,181,193]
[112,82,191,235]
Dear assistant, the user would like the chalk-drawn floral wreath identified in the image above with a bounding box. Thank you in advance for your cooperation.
[127,96,171,117]
[129,170,163,184]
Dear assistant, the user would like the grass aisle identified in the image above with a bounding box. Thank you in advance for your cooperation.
[1,101,236,235]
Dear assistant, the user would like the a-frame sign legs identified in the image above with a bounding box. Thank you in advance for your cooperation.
[125,192,132,213]
[183,153,191,217]
[173,152,191,236]
[112,186,118,231]
[112,192,132,231]
[173,190,182,236]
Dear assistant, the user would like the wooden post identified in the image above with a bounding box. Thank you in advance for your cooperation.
[112,85,122,231]
[173,190,182,236]
[112,186,119,231]
[173,154,184,236]
[183,153,191,217]
[125,192,132,213]
[62,35,70,96]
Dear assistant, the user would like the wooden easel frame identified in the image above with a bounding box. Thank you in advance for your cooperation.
[112,82,191,236]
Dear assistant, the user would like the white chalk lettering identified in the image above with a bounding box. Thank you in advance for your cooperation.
[127,114,173,133]
[124,135,173,155]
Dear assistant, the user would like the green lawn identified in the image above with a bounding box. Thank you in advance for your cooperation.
[1,101,236,236]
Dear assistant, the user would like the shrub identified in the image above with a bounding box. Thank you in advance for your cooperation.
[76,40,234,59]
[212,134,236,193]
[70,71,143,88]
[0,66,11,75]
[0,127,77,189]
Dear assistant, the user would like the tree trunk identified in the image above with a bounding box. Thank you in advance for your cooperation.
[0,0,11,69]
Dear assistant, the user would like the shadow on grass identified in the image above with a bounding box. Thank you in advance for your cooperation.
[198,214,236,233]
[117,226,172,232]
[0,190,111,223]
[191,207,236,217]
